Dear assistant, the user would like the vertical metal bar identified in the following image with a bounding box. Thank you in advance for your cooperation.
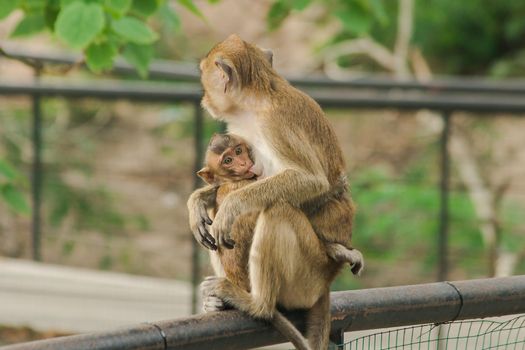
[330,329,345,349]
[438,111,451,281]
[31,67,43,262]
[191,101,204,314]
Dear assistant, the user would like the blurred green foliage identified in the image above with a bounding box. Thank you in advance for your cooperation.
[268,0,525,76]
[0,0,203,76]
[0,101,152,262]
[0,159,30,215]
[333,159,524,290]
[414,0,525,76]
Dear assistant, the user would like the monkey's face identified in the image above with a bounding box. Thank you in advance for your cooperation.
[218,143,255,180]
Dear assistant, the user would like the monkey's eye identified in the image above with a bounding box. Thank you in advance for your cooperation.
[223,157,233,165]
[235,147,242,155]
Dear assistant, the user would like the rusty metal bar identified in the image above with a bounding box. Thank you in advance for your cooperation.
[2,81,525,113]
[3,276,524,350]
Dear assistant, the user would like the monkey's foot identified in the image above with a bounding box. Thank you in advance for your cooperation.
[327,244,365,276]
[201,276,230,304]
[203,295,229,312]
[346,249,364,276]
[201,276,228,312]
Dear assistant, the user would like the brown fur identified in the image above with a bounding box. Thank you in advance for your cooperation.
[200,134,363,282]
[189,34,361,350]
[212,180,363,294]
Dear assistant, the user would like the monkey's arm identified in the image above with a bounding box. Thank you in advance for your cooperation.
[187,184,219,250]
[212,168,329,248]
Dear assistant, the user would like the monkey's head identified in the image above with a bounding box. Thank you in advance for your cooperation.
[199,34,275,119]
[197,133,257,185]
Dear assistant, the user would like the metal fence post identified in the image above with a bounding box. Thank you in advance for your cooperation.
[191,101,205,314]
[330,329,345,349]
[31,67,43,262]
[438,111,451,281]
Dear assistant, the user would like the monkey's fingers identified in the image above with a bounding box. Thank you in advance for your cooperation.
[198,225,217,250]
[202,296,227,312]
[219,233,235,249]
[350,261,363,276]
[198,206,213,225]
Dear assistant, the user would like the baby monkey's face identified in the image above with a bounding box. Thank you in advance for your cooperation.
[198,133,258,185]
[218,143,256,180]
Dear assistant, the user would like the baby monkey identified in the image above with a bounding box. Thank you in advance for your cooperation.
[198,133,364,277]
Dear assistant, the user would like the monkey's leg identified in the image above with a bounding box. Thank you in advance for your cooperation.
[201,276,311,350]
[325,243,364,276]
[306,289,331,350]
[200,250,228,313]
[202,203,322,350]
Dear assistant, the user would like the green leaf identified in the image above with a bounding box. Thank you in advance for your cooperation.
[159,2,180,31]
[105,0,132,16]
[336,7,372,35]
[292,0,311,11]
[370,0,388,25]
[60,0,77,7]
[0,160,18,181]
[1,184,30,215]
[10,13,46,37]
[55,2,105,49]
[267,0,291,31]
[111,16,158,44]
[44,0,61,29]
[86,41,119,72]
[178,0,204,19]
[0,0,18,20]
[21,0,46,12]
[122,42,153,78]
[131,0,159,17]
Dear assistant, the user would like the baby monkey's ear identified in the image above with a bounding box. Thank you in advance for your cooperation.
[197,167,215,185]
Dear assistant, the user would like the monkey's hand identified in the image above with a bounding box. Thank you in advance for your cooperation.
[187,186,217,250]
[211,197,240,249]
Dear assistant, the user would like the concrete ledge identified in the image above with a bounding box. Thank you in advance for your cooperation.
[0,258,191,333]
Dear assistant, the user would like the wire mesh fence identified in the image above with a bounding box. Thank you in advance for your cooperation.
[339,315,525,350]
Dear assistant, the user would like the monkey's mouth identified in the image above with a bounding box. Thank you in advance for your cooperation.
[248,164,262,178]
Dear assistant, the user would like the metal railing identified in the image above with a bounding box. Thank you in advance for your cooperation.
[1,49,525,314]
[2,275,524,350]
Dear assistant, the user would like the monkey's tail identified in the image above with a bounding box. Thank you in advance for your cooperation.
[272,310,312,350]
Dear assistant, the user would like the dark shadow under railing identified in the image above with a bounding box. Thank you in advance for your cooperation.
[2,276,524,350]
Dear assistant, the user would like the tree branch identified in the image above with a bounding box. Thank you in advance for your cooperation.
[393,0,413,78]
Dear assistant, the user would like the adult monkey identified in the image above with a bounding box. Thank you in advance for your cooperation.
[189,34,352,349]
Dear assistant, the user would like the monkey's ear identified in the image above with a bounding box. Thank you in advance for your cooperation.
[215,57,235,93]
[261,48,273,66]
[197,167,215,185]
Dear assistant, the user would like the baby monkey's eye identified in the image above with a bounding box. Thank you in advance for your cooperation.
[223,157,233,165]
[235,147,242,155]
